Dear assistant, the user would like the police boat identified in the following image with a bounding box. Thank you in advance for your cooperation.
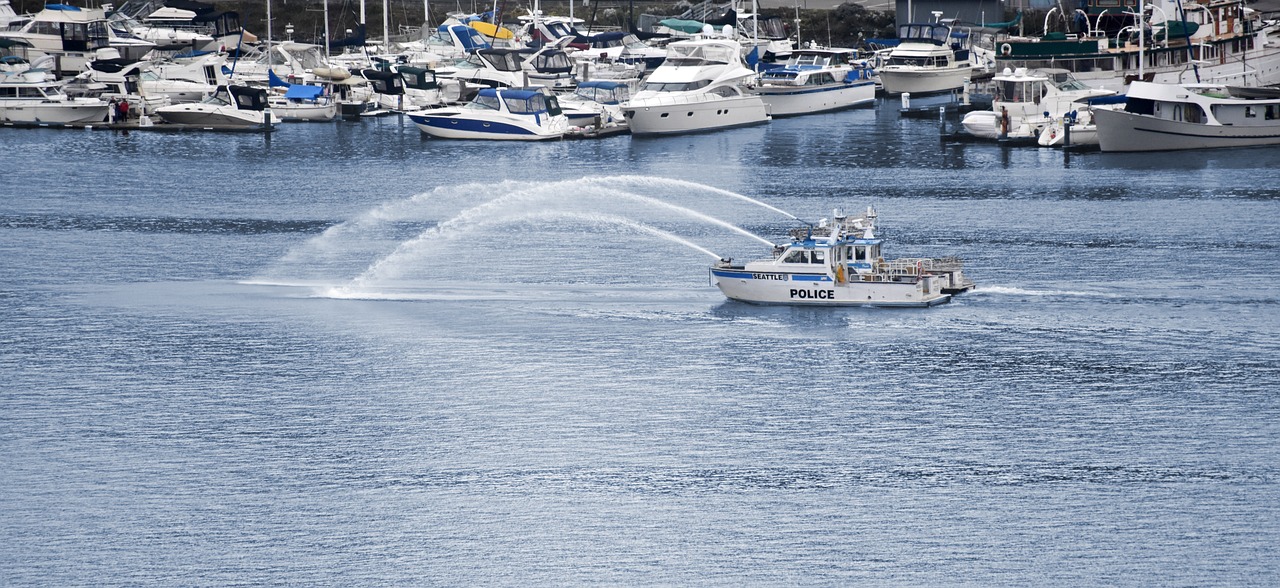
[710,207,974,307]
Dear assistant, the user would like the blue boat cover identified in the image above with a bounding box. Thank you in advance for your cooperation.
[1087,95,1128,105]
[268,69,290,88]
[478,87,540,101]
[45,4,82,10]
[284,84,324,99]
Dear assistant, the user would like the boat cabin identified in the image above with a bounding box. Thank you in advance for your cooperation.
[206,84,267,111]
[468,87,562,117]
[573,80,628,104]
[361,68,404,95]
[464,48,523,73]
[398,66,439,91]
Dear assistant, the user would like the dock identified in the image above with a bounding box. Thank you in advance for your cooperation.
[1,119,275,133]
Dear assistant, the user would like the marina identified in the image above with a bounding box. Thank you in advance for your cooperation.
[3,0,1280,584]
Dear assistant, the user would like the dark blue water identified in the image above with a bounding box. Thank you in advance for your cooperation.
[3,103,1279,585]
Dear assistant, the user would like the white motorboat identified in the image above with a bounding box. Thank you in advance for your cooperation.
[153,84,277,127]
[622,36,770,136]
[557,79,628,130]
[753,48,876,117]
[877,22,975,95]
[406,86,568,140]
[269,82,336,122]
[0,3,154,76]
[1094,81,1280,151]
[1036,95,1128,147]
[961,68,1114,142]
[710,207,974,307]
[0,68,110,123]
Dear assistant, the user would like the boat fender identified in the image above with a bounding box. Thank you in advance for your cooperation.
[1000,43,1012,56]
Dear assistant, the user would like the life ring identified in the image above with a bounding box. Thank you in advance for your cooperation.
[1000,43,1013,56]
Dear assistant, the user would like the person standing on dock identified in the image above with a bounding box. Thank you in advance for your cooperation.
[116,99,130,123]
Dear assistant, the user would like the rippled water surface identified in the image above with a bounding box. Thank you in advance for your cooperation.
[3,103,1279,585]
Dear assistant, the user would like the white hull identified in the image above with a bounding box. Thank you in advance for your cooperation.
[624,94,770,136]
[1038,123,1097,147]
[711,269,953,307]
[0,101,109,123]
[878,66,972,95]
[1093,106,1280,152]
[757,81,875,117]
[273,102,337,122]
[408,112,565,141]
[960,110,1048,140]
[155,105,276,126]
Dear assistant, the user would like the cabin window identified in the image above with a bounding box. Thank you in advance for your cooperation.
[1245,106,1257,118]
[810,250,825,264]
[1267,105,1278,120]
[782,250,809,263]
[854,246,866,261]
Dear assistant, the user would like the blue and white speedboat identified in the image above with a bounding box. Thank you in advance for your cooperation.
[406,87,568,140]
[753,48,876,117]
[710,207,974,307]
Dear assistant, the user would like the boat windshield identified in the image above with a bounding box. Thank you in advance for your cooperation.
[623,34,648,49]
[203,87,232,105]
[642,79,710,92]
[476,51,523,72]
[465,92,502,110]
[503,93,549,115]
[574,84,627,103]
[665,43,736,65]
[898,23,949,45]
[886,55,949,67]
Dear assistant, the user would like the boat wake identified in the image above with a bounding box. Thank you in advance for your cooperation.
[974,285,1122,298]
[252,176,801,299]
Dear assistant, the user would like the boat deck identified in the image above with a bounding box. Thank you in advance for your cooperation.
[1,120,275,132]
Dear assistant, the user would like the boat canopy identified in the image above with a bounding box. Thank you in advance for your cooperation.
[398,66,439,90]
[519,48,573,73]
[658,19,708,34]
[477,87,555,114]
[897,23,950,45]
[665,40,738,65]
[284,84,324,99]
[574,80,628,103]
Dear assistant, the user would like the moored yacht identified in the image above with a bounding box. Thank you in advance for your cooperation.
[622,36,770,136]
[753,48,876,117]
[406,86,568,140]
[710,207,974,307]
[877,22,975,95]
[0,67,110,123]
[960,67,1114,142]
[153,83,277,127]
[1094,81,1280,151]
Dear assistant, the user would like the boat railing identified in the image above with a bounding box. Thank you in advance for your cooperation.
[880,256,964,275]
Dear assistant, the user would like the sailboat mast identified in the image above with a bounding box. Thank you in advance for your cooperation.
[383,0,390,54]
[266,0,273,66]
[324,0,331,57]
